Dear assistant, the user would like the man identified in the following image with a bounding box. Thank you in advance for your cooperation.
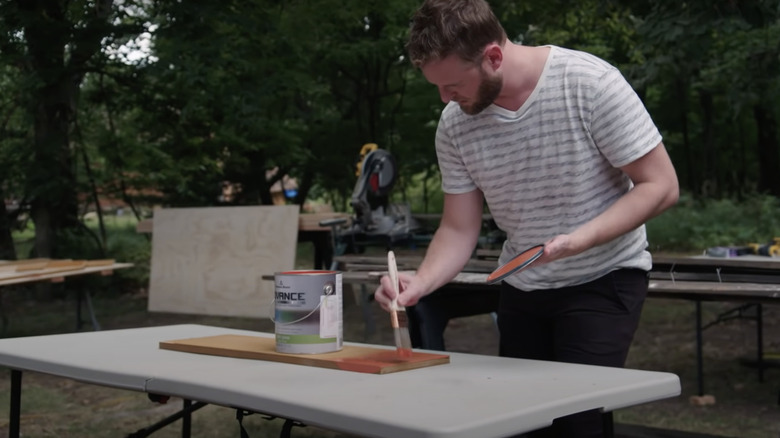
[374,0,679,437]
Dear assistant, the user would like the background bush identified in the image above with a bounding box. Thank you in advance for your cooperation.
[13,192,780,294]
[647,193,780,253]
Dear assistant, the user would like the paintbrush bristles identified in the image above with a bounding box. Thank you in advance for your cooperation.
[395,308,408,328]
[395,309,413,354]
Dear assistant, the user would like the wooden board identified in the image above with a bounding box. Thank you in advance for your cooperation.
[160,334,450,374]
[147,206,299,318]
[15,259,86,272]
[0,260,132,287]
[0,258,51,267]
[0,259,116,284]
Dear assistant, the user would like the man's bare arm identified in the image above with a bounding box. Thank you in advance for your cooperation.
[544,142,679,261]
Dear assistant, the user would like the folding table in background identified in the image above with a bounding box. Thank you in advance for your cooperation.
[0,258,133,332]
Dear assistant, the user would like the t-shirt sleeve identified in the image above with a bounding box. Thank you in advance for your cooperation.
[590,67,663,168]
[435,115,478,194]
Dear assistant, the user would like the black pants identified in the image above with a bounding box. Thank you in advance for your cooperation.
[497,268,649,438]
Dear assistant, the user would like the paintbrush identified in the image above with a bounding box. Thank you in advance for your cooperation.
[387,250,413,358]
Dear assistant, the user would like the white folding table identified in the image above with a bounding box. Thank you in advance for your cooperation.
[0,324,680,438]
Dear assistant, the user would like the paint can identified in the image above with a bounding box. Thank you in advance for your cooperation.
[273,270,343,354]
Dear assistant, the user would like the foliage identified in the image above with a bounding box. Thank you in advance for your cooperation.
[647,193,780,252]
[1,0,780,261]
[396,167,445,214]
[0,0,149,258]
[628,0,780,197]
[104,228,151,291]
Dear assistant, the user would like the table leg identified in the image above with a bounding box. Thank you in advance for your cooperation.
[84,291,101,331]
[757,303,764,382]
[0,290,8,335]
[358,284,376,342]
[408,301,448,351]
[281,418,306,438]
[76,290,101,331]
[127,400,206,438]
[10,369,21,438]
[695,300,705,396]
[182,399,191,438]
[602,412,614,438]
[76,289,84,330]
[298,230,334,270]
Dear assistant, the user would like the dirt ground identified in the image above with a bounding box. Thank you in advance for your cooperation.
[0,285,779,437]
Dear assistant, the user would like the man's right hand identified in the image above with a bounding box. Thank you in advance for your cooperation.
[374,271,427,311]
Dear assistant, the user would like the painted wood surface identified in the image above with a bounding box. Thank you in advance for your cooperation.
[148,206,298,318]
[159,334,450,374]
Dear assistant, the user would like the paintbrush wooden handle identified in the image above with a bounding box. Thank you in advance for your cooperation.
[388,250,413,357]
[387,250,400,310]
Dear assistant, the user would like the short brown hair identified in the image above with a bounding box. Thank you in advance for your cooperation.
[406,0,507,68]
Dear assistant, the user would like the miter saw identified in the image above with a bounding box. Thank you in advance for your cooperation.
[321,144,421,254]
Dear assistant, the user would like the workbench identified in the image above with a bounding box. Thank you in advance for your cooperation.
[0,258,134,331]
[1,324,680,438]
[332,253,780,397]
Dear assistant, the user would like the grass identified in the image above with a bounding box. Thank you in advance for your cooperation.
[616,299,780,437]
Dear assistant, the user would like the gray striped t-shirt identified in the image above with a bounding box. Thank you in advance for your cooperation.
[435,46,661,290]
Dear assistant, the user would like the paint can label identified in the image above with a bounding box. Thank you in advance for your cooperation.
[273,270,343,354]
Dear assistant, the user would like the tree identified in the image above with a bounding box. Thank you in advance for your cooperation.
[632,0,780,197]
[125,0,436,212]
[272,0,436,209]
[0,0,146,258]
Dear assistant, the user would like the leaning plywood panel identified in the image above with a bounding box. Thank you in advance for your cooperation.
[148,206,299,317]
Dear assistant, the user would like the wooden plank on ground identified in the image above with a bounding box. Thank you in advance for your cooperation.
[147,206,298,318]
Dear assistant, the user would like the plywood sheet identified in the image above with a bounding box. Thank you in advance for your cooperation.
[160,334,450,374]
[148,206,298,318]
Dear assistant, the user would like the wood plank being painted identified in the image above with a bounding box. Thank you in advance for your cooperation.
[159,334,450,374]
[147,206,299,318]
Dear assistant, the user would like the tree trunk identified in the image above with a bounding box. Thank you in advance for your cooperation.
[28,81,79,258]
[753,103,780,196]
[0,187,17,261]
[295,170,314,208]
[675,78,695,193]
[19,0,113,257]
[698,90,717,196]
